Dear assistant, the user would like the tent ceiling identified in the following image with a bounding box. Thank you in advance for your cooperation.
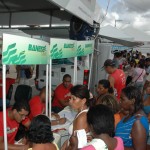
[22,27,69,38]
[0,0,72,27]
[0,0,58,12]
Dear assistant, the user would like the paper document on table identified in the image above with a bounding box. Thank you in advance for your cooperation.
[51,118,71,131]
[58,106,77,122]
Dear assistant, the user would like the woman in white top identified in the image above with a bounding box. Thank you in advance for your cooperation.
[61,85,95,150]
[132,60,146,92]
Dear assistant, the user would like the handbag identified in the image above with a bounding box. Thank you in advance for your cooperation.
[128,69,144,86]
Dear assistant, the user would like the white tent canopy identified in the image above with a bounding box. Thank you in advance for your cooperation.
[99,25,141,47]
[0,29,31,37]
[122,26,150,42]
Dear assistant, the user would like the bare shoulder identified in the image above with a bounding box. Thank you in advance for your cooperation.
[73,112,88,131]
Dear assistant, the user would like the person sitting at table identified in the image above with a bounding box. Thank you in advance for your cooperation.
[29,86,66,126]
[27,114,58,150]
[0,100,30,150]
[61,85,94,150]
[52,74,73,113]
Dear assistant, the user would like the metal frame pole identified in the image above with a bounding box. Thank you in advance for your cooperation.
[73,57,77,85]
[49,60,52,119]
[3,65,7,150]
[45,64,49,116]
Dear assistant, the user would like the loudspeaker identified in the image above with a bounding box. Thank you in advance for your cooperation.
[69,16,94,40]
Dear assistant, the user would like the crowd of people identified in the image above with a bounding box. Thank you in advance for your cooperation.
[0,50,150,150]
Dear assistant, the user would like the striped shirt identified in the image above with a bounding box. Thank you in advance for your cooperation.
[115,115,149,147]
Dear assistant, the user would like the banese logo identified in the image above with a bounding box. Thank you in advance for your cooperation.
[64,43,75,49]
[28,44,46,52]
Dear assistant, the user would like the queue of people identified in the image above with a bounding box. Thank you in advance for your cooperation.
[1,50,150,150]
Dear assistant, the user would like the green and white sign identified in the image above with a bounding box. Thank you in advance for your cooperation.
[2,34,49,65]
[50,38,76,59]
[77,40,94,56]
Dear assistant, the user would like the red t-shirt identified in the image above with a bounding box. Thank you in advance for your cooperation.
[52,83,73,108]
[110,69,126,100]
[29,95,45,120]
[0,109,19,144]
[0,108,30,144]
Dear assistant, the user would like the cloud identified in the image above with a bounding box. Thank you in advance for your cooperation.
[106,0,150,35]
[112,0,150,13]
[123,0,150,13]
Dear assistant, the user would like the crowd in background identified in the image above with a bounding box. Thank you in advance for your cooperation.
[0,50,150,150]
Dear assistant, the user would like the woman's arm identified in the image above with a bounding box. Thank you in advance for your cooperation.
[131,119,147,150]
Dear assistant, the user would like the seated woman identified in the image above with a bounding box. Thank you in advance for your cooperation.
[67,104,124,150]
[61,85,94,149]
[96,79,114,104]
[27,115,58,150]
[97,94,121,127]
[116,86,149,150]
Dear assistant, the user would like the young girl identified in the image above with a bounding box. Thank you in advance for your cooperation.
[67,105,124,150]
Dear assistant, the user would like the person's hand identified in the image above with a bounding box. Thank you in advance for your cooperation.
[68,131,78,150]
[52,113,60,120]
[87,135,93,142]
[58,118,67,124]
[23,144,30,150]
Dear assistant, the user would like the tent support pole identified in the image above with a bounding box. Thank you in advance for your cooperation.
[49,60,52,119]
[3,65,7,150]
[45,64,49,116]
[73,57,77,85]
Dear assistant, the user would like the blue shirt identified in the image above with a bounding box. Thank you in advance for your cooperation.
[115,115,149,147]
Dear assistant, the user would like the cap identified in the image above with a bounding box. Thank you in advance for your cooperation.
[103,59,116,67]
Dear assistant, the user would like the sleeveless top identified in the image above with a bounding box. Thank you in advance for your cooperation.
[81,139,108,150]
[144,94,150,101]
[110,69,125,100]
[115,115,149,147]
[114,137,124,150]
[68,109,89,135]
[143,106,150,115]
[81,137,124,150]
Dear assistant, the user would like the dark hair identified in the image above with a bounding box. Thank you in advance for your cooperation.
[138,59,145,69]
[100,94,119,114]
[63,74,71,80]
[122,86,143,114]
[12,100,30,112]
[87,104,114,136]
[98,79,114,94]
[130,59,136,67]
[27,115,54,144]
[70,85,93,107]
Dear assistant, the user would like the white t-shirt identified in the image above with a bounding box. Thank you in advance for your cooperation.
[132,68,146,82]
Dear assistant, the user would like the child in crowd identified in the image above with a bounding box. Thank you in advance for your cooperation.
[67,104,124,150]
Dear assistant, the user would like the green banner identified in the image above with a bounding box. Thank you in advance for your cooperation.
[2,34,49,65]
[50,38,76,59]
[77,40,94,56]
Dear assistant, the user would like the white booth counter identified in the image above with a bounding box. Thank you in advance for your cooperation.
[52,106,77,148]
